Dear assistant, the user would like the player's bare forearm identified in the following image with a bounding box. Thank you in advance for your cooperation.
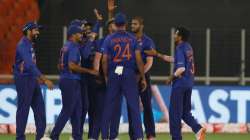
[102,54,108,83]
[144,49,174,63]
[93,52,102,71]
[158,53,174,63]
[38,75,54,89]
[135,50,146,80]
[69,62,98,75]
[108,12,114,20]
[166,67,185,84]
[174,67,185,77]
[107,0,116,19]
[144,57,153,73]
[136,50,147,91]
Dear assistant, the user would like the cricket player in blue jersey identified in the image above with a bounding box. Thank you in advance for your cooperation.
[13,22,54,140]
[146,27,206,140]
[73,10,106,139]
[50,25,98,140]
[69,18,96,138]
[101,13,147,140]
[129,16,156,140]
[104,18,123,140]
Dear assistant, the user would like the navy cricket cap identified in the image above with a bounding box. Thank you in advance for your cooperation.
[70,19,84,27]
[114,12,127,26]
[67,25,83,37]
[22,22,43,32]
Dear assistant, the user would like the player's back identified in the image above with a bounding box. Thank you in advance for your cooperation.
[103,30,139,74]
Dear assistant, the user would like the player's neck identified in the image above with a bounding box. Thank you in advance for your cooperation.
[26,35,32,41]
[135,31,143,39]
[116,26,126,31]
[176,40,184,45]
[69,37,78,43]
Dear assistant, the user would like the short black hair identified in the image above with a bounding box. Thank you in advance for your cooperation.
[23,30,28,36]
[176,27,190,41]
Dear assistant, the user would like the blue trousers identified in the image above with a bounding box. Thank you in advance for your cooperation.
[109,95,122,139]
[87,79,122,139]
[15,76,46,140]
[80,80,89,137]
[87,84,106,139]
[169,86,202,140]
[101,69,143,139]
[128,73,155,139]
[50,79,82,140]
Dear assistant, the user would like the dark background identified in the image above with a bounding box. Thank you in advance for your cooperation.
[36,0,250,81]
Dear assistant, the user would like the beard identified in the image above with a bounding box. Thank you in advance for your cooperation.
[31,34,39,43]
[131,28,140,33]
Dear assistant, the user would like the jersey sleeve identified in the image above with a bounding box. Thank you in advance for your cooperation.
[95,38,105,53]
[145,38,156,50]
[68,47,79,63]
[175,47,185,68]
[101,37,110,55]
[134,39,142,51]
[144,39,156,57]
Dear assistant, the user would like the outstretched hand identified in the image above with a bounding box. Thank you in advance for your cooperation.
[108,0,117,12]
[94,9,103,21]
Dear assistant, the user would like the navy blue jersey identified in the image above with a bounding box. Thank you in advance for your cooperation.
[13,37,42,78]
[136,34,156,63]
[102,31,140,73]
[79,38,105,87]
[79,39,104,68]
[59,41,81,80]
[173,42,195,88]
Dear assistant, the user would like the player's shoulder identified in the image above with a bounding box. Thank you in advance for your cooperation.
[103,33,115,42]
[61,41,71,52]
[66,41,79,51]
[63,41,72,49]
[16,37,30,50]
[183,42,192,50]
[126,32,137,40]
[143,34,154,43]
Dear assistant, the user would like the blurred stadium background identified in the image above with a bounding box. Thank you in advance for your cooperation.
[0,0,250,139]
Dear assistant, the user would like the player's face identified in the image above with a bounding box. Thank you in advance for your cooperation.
[131,19,141,33]
[31,28,40,39]
[174,31,182,43]
[108,23,117,34]
[83,25,92,35]
[28,28,40,42]
[74,33,83,42]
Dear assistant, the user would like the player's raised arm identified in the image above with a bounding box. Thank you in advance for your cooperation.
[108,0,117,19]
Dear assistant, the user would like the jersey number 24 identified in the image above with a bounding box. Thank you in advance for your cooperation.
[113,43,132,62]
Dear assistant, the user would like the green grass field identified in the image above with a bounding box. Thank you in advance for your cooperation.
[1,133,250,140]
